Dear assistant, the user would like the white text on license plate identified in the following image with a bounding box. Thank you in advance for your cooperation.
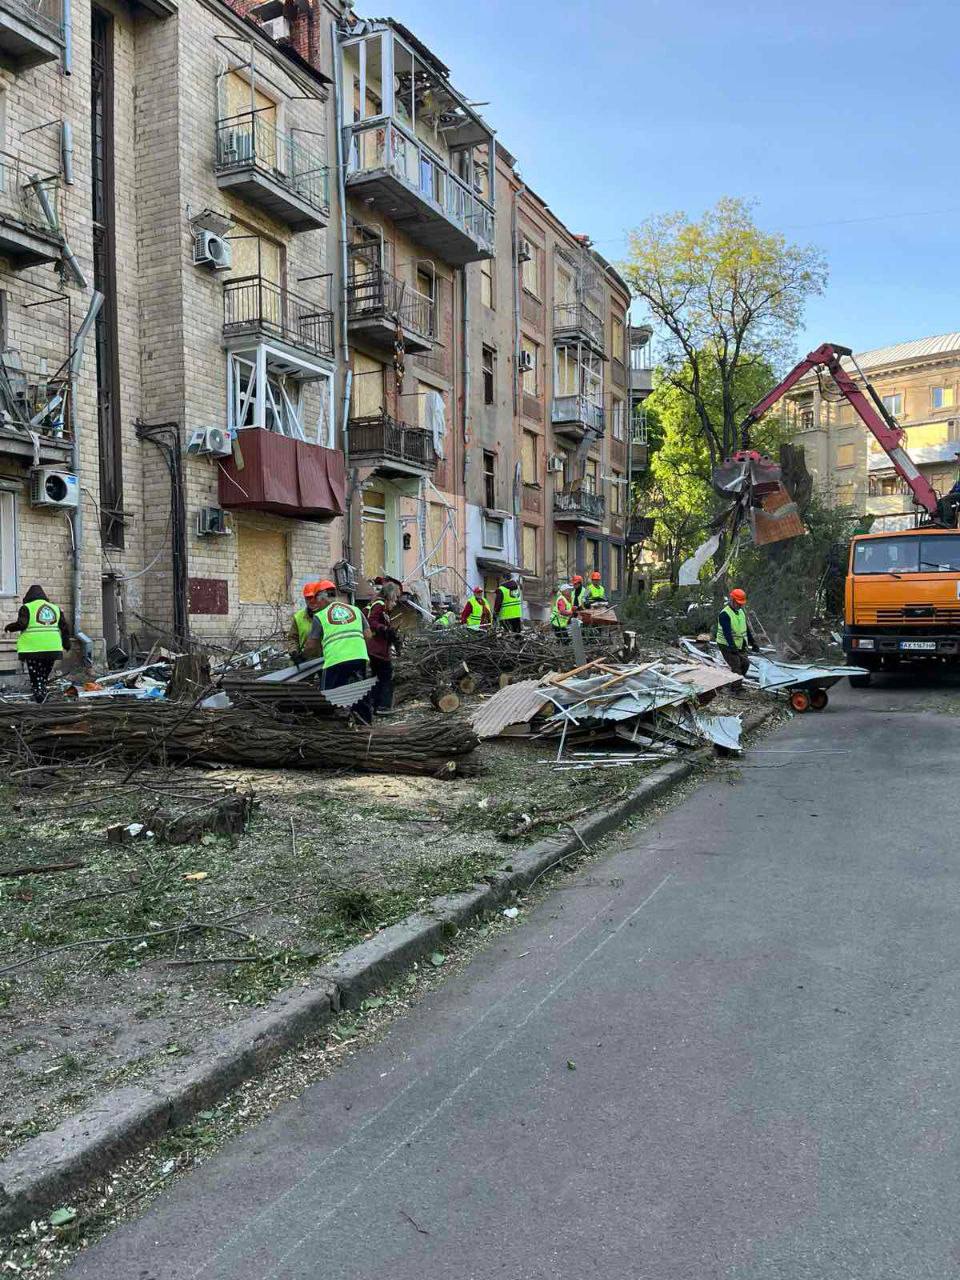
[900,640,937,651]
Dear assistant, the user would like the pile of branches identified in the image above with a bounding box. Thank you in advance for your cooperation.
[0,702,479,778]
[395,627,623,701]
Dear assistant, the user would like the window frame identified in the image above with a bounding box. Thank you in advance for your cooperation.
[482,344,496,406]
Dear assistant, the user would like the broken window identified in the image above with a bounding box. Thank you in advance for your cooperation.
[482,345,496,405]
[483,450,497,508]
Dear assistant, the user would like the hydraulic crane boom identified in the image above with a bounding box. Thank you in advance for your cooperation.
[738,342,945,523]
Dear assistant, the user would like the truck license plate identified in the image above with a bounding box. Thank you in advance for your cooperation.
[900,640,937,651]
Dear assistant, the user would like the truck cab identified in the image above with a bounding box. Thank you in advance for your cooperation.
[844,527,960,681]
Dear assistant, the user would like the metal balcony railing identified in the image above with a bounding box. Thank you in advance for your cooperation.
[2,0,62,39]
[626,515,655,541]
[348,411,437,469]
[215,111,330,217]
[0,149,60,234]
[223,276,334,360]
[346,269,434,338]
[0,358,68,440]
[554,486,605,522]
[552,394,605,435]
[345,119,495,253]
[553,301,604,350]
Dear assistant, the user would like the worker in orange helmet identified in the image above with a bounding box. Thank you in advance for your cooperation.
[570,573,585,611]
[287,581,324,661]
[715,587,758,676]
[586,570,606,604]
[460,585,492,628]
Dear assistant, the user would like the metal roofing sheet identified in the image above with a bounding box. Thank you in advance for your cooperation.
[471,680,551,739]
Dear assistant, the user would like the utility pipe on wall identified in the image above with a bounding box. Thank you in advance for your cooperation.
[332,18,354,563]
[68,291,104,650]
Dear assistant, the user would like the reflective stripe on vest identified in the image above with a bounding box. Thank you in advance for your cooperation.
[498,585,522,620]
[587,583,605,601]
[17,599,63,655]
[293,608,312,648]
[465,596,488,627]
[715,605,748,650]
[315,602,367,668]
[550,595,571,628]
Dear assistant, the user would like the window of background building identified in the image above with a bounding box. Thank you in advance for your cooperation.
[521,242,541,298]
[836,443,855,468]
[483,450,497,508]
[522,524,538,574]
[480,259,494,309]
[521,430,537,484]
[609,547,621,592]
[555,345,577,397]
[520,336,539,396]
[416,265,436,337]
[836,482,855,505]
[932,385,955,410]
[584,458,599,494]
[237,523,288,605]
[611,398,624,440]
[611,469,623,514]
[482,345,496,405]
[882,392,903,418]
[482,514,505,549]
[611,313,624,360]
[0,488,17,598]
[351,353,385,417]
[555,261,575,306]
[555,531,571,581]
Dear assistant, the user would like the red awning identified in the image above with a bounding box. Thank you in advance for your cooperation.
[218,429,345,523]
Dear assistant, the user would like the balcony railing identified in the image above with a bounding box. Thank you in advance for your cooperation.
[554,486,605,523]
[553,302,604,351]
[552,394,605,435]
[348,411,437,472]
[0,0,63,66]
[4,0,62,35]
[223,276,334,360]
[345,119,495,259]
[626,515,656,542]
[347,269,434,339]
[215,110,330,221]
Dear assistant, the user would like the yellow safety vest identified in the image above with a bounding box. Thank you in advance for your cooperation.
[314,602,368,669]
[587,582,605,601]
[716,605,748,650]
[498,584,522,621]
[293,607,313,648]
[465,596,488,627]
[17,599,63,655]
[551,595,571,628]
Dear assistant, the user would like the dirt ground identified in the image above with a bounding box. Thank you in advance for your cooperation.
[0,702,731,1163]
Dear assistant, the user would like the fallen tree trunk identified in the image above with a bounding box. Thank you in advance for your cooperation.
[0,702,479,778]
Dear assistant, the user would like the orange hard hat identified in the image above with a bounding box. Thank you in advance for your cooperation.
[730,588,747,605]
[572,574,583,584]
[473,585,484,595]
[303,581,321,599]
[315,579,336,593]
[590,571,601,581]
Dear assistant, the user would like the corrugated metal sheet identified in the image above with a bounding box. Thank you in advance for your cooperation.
[800,333,960,383]
[471,680,551,739]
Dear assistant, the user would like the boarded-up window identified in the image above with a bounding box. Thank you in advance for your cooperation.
[522,430,537,483]
[555,531,571,581]
[522,523,537,573]
[480,259,494,309]
[352,353,385,418]
[836,482,855,505]
[237,523,288,604]
[520,336,538,395]
[611,313,624,361]
[361,488,386,580]
[836,443,855,468]
[584,458,599,494]
[427,501,446,568]
[521,242,541,298]
[223,71,279,167]
[610,547,621,591]
[555,262,575,306]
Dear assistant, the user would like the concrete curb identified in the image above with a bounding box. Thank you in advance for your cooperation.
[0,704,774,1232]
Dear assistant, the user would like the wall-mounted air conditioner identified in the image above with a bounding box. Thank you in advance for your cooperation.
[261,15,290,40]
[547,454,565,474]
[30,467,78,509]
[187,426,233,457]
[516,238,533,264]
[518,350,534,372]
[197,506,230,536]
[193,230,232,271]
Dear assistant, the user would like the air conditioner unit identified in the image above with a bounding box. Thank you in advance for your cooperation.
[193,230,232,271]
[30,467,78,509]
[187,426,233,457]
[516,238,533,264]
[261,15,290,39]
[547,454,565,474]
[197,506,230,536]
[518,350,534,372]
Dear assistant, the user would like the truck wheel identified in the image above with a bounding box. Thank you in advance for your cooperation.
[848,672,871,688]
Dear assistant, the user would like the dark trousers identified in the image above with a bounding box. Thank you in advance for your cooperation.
[718,644,750,676]
[369,656,394,712]
[552,625,570,645]
[23,654,56,703]
[500,617,521,634]
[321,658,372,723]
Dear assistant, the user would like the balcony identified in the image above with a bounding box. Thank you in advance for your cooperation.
[218,427,345,523]
[346,269,434,356]
[348,411,436,479]
[552,395,605,442]
[0,0,62,68]
[345,120,494,266]
[0,363,70,464]
[553,302,604,355]
[625,515,655,544]
[629,364,653,396]
[0,151,61,266]
[223,276,334,362]
[553,486,605,526]
[215,111,329,232]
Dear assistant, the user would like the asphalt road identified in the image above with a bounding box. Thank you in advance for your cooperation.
[67,676,960,1279]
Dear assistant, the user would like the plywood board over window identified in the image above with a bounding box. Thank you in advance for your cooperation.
[237,522,289,604]
[836,443,855,468]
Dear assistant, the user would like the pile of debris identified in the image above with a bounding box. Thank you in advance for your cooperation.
[470,655,745,769]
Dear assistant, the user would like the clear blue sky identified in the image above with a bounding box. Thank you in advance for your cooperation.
[382,0,959,356]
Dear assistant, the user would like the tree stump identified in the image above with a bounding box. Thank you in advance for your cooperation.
[456,673,479,696]
[167,653,212,702]
[430,687,461,714]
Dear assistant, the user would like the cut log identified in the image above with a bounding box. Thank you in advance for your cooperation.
[167,653,212,701]
[455,674,479,696]
[154,791,255,844]
[430,687,461,714]
[497,673,514,689]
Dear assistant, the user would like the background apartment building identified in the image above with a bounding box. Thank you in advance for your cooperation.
[786,334,960,531]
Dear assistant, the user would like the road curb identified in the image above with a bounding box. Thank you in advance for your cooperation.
[0,703,774,1233]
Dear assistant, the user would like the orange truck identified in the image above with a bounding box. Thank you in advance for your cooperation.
[843,528,960,685]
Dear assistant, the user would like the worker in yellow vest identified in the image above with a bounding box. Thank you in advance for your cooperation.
[303,580,374,722]
[460,587,492,628]
[586,571,607,604]
[715,587,758,676]
[493,575,523,634]
[4,584,71,703]
[551,583,574,642]
[287,581,324,661]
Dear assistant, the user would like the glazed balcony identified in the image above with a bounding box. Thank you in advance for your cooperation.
[345,120,494,266]
[551,394,605,442]
[348,411,437,479]
[346,269,434,356]
[215,111,329,232]
[553,302,604,355]
[0,364,70,464]
[223,275,334,362]
[0,0,62,68]
[553,486,604,526]
[0,151,61,266]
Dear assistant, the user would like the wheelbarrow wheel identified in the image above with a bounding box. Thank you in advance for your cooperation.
[809,689,829,711]
[789,689,811,713]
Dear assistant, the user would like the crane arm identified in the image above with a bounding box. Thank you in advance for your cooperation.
[739,342,943,521]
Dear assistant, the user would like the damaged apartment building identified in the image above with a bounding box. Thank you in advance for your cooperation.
[0,0,650,665]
